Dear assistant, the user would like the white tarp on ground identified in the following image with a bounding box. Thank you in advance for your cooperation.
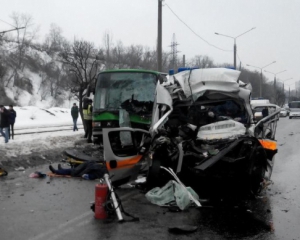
[145,180,199,210]
[173,68,241,98]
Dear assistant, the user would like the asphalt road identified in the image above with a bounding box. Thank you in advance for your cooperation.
[0,117,300,240]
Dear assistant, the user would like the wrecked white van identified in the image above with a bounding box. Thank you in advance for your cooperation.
[147,68,280,200]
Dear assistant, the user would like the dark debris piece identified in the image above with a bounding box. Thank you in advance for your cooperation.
[168,225,198,234]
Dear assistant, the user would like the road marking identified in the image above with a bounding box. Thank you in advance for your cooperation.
[28,211,90,240]
[27,189,138,240]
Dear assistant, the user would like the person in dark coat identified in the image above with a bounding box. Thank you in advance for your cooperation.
[262,107,269,118]
[0,105,10,143]
[49,161,108,180]
[8,105,16,139]
[71,103,79,131]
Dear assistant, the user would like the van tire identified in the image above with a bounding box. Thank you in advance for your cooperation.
[146,158,171,191]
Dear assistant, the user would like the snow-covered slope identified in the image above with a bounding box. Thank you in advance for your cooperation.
[1,41,75,108]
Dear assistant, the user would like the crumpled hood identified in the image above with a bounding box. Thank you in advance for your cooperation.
[173,68,241,99]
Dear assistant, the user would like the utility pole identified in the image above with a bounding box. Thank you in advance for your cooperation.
[169,33,179,72]
[107,34,110,69]
[182,54,185,67]
[234,40,237,69]
[274,76,277,104]
[157,0,162,72]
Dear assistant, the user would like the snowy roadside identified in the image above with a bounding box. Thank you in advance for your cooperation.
[0,106,89,171]
[0,129,84,156]
[0,129,86,170]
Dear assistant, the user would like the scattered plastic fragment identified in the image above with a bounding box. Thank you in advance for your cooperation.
[135,177,146,183]
[0,167,8,176]
[15,167,25,171]
[269,221,275,232]
[29,171,46,178]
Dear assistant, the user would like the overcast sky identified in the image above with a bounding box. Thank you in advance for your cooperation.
[1,0,299,89]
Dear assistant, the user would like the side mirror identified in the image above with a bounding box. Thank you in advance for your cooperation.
[158,75,167,84]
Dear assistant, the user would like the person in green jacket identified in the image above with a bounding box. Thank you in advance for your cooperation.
[71,103,79,131]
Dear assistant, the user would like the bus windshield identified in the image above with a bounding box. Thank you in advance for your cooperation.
[94,72,157,114]
[288,101,300,109]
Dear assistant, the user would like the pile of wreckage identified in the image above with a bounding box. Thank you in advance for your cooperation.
[65,68,280,218]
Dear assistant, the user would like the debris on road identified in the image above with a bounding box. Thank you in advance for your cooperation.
[15,166,25,171]
[145,180,199,210]
[0,167,8,176]
[168,225,198,234]
[29,171,46,178]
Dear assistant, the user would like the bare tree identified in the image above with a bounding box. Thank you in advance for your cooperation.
[274,86,286,106]
[188,55,214,68]
[110,41,126,68]
[102,31,114,69]
[3,13,39,88]
[10,12,39,70]
[141,47,157,70]
[43,23,65,54]
[60,39,100,119]
[125,45,144,68]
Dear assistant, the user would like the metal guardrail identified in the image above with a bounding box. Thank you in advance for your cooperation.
[14,123,83,130]
[11,125,83,136]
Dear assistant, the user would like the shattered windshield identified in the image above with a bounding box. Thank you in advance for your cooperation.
[94,72,157,114]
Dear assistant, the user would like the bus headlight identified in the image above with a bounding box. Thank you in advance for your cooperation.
[93,122,101,127]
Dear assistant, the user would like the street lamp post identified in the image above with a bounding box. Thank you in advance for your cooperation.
[246,61,276,97]
[215,27,256,69]
[280,78,293,90]
[264,69,287,104]
[264,69,287,87]
[286,83,294,102]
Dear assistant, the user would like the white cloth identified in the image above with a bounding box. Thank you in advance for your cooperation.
[145,180,199,210]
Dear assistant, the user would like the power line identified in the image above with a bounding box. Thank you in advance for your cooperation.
[0,19,16,28]
[164,3,232,52]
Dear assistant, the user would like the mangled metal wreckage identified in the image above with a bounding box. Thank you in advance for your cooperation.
[103,68,279,199]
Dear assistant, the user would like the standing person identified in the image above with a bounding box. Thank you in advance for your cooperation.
[262,107,269,118]
[83,99,93,143]
[8,105,16,139]
[0,105,10,143]
[82,98,89,138]
[71,103,79,131]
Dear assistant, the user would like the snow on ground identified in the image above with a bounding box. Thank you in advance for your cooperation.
[3,106,83,129]
[0,106,84,158]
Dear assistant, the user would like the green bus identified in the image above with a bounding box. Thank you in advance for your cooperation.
[90,69,166,144]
